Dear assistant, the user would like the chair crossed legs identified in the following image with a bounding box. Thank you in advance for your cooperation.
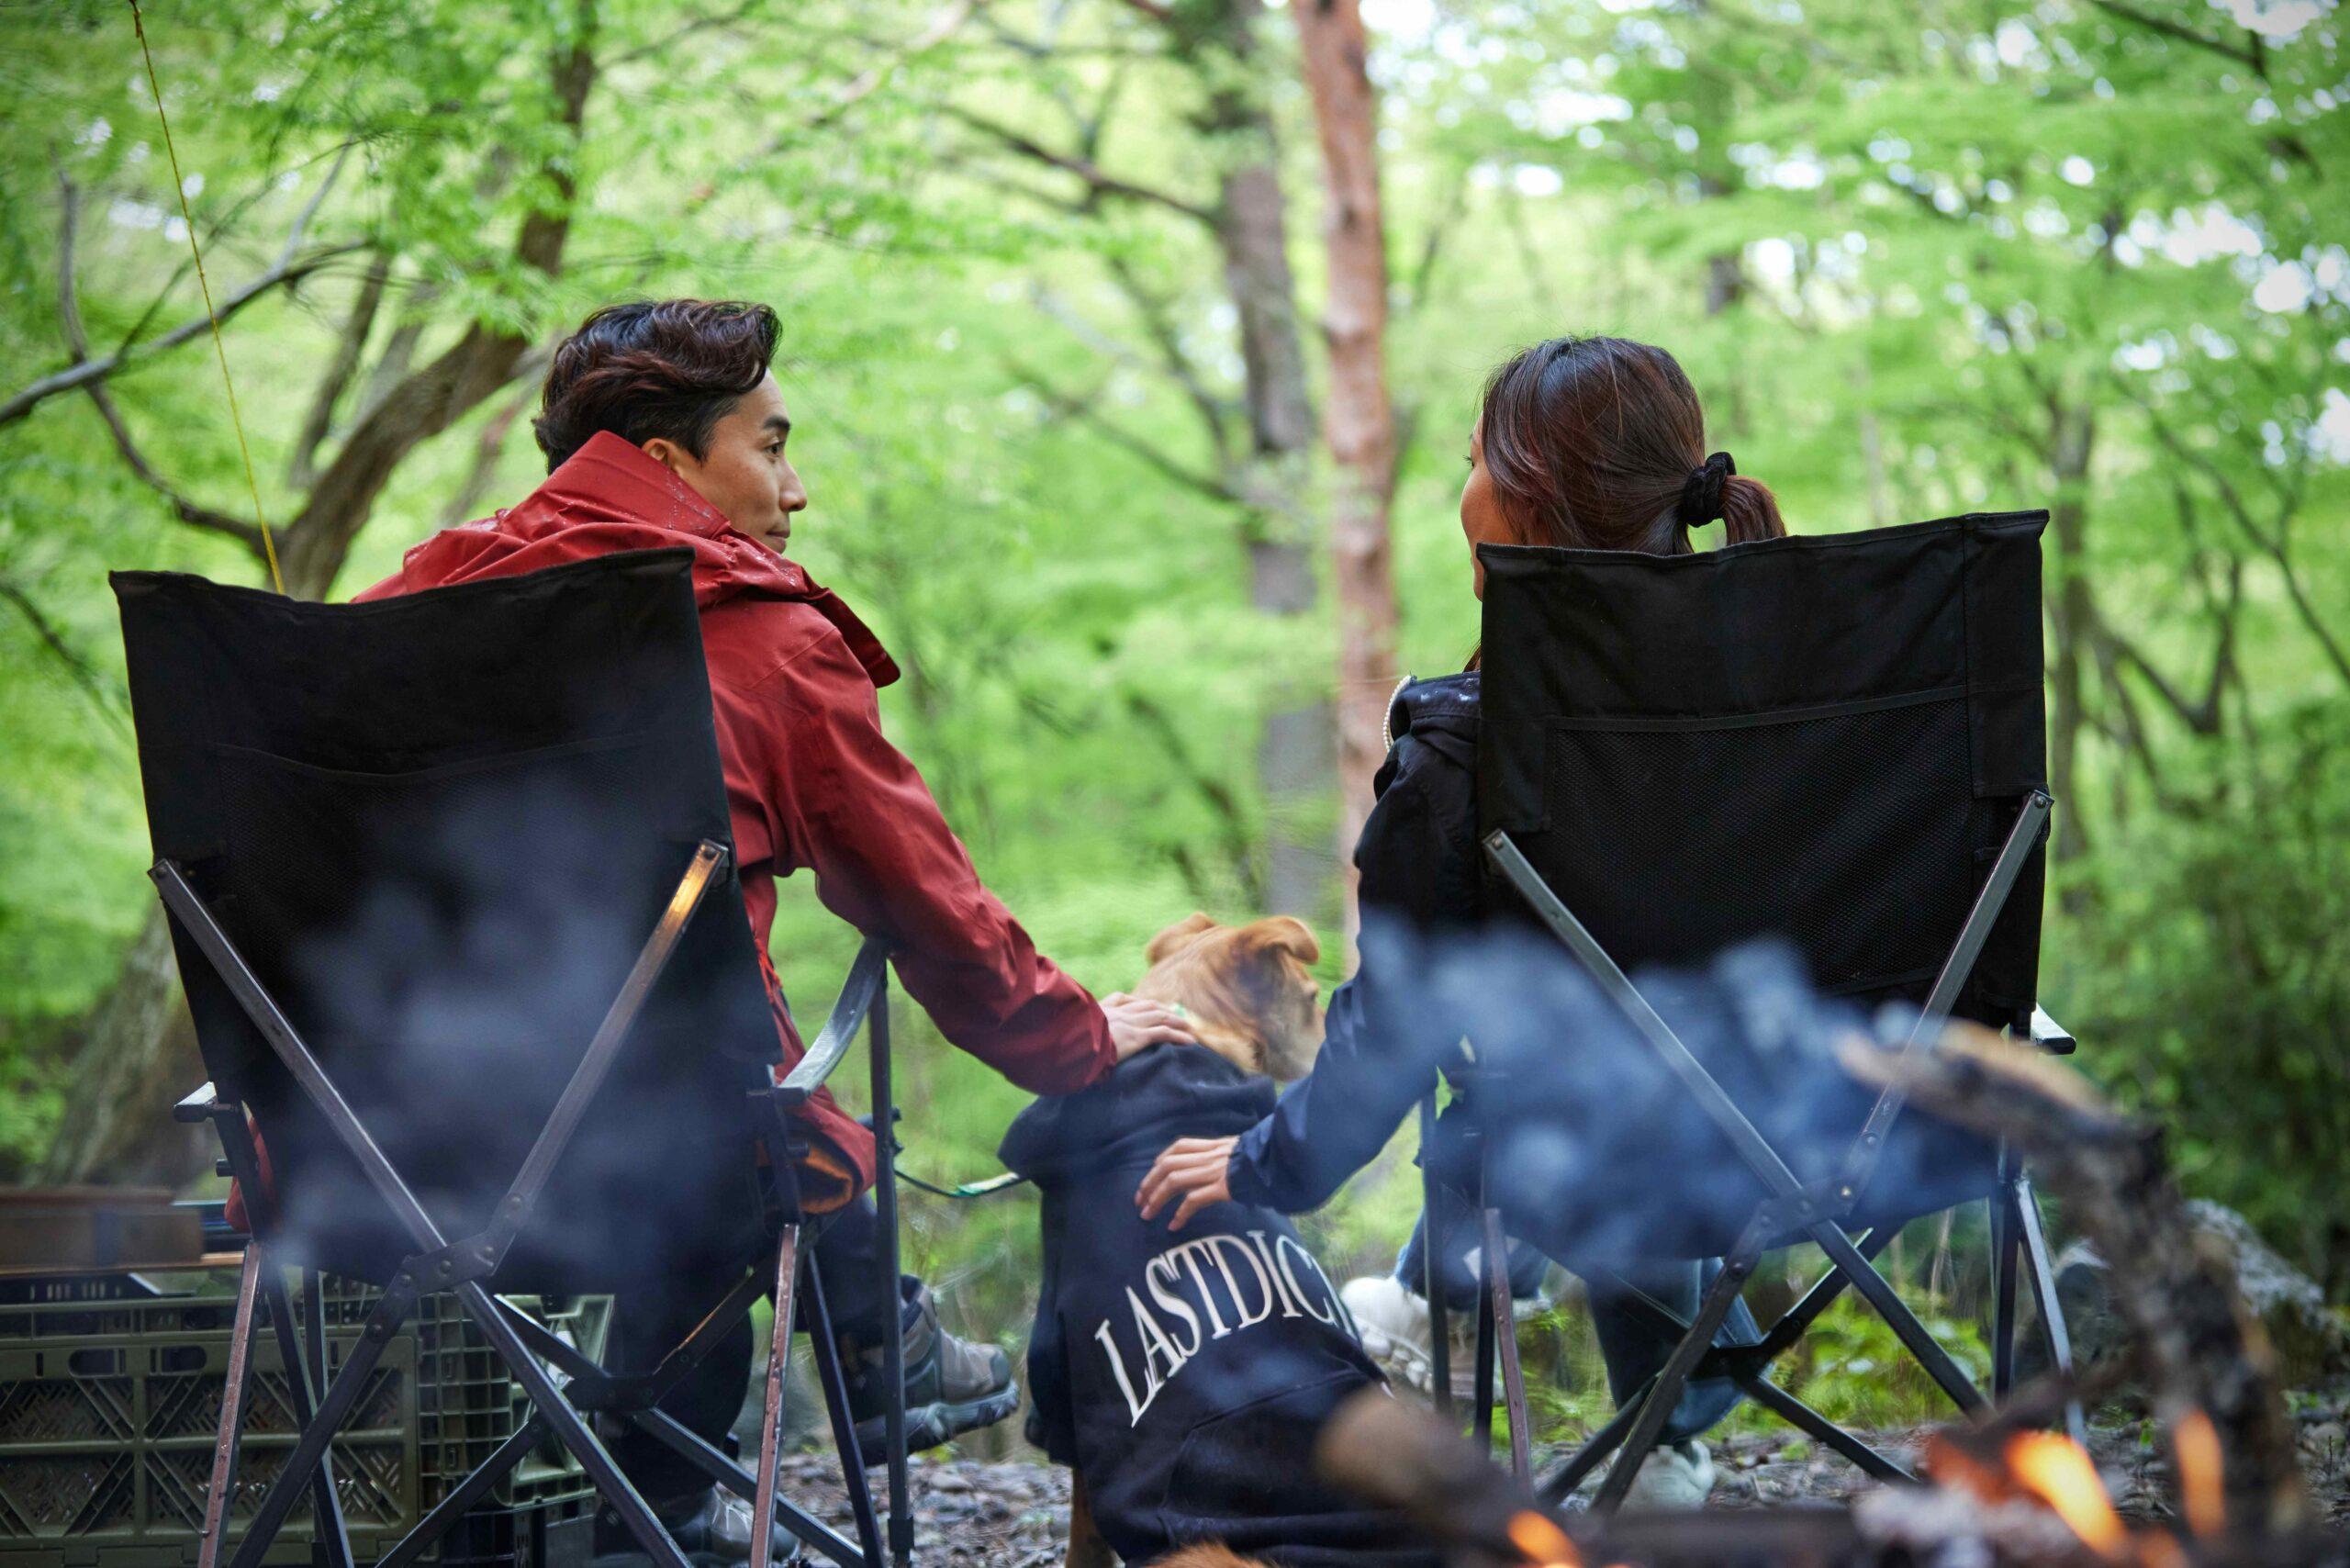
[165,846,917,1568]
[1423,795,2084,1513]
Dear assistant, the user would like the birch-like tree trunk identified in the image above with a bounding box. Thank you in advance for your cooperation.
[1290,0,1400,914]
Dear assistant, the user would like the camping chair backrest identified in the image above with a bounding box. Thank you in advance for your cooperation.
[1456,513,2048,1262]
[114,549,782,1291]
[1476,511,2049,1031]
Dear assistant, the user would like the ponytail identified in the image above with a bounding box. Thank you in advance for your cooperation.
[1715,474,1785,546]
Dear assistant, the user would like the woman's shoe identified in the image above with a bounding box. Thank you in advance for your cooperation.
[1622,1439,1717,1509]
[1340,1275,1435,1389]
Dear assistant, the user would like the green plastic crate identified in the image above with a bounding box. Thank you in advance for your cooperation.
[0,1276,608,1568]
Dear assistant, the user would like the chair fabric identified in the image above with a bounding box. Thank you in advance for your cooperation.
[1477,512,2047,1026]
[115,549,782,1290]
[1463,512,2050,1261]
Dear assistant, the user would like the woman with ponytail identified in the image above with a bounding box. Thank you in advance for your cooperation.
[1137,337,1782,1506]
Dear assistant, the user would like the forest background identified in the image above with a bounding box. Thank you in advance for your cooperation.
[1,0,2343,1439]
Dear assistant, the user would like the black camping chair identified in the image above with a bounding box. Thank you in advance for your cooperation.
[1420,511,2082,1510]
[114,549,918,1568]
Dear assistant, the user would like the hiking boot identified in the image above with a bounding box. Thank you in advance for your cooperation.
[590,1484,801,1568]
[844,1278,1018,1463]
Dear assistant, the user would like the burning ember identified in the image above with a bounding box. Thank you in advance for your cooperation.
[2171,1410,2224,1540]
[2000,1431,2131,1557]
[1506,1507,1631,1568]
[1507,1508,1582,1567]
[1889,1414,2248,1567]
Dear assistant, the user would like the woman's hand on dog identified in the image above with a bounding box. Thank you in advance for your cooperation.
[1136,1135,1238,1232]
[1102,992,1198,1063]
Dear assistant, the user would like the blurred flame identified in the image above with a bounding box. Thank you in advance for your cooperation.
[2171,1409,2225,1538]
[1506,1509,1582,1567]
[2004,1430,2130,1558]
[1921,1431,2016,1503]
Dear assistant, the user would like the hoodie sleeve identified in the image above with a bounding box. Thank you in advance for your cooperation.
[1225,736,1479,1214]
[739,630,1116,1095]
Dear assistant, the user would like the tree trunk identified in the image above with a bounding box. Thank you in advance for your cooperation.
[33,916,208,1185]
[39,10,599,1187]
[1203,0,1330,918]
[1290,0,1400,925]
[2045,402,2096,877]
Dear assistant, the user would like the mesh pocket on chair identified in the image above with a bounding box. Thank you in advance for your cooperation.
[1536,692,1977,994]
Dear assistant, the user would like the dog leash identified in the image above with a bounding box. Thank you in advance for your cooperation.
[892,1165,1028,1201]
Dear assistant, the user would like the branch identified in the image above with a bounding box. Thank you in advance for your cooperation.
[808,0,984,130]
[52,161,268,557]
[0,577,130,735]
[1400,162,1470,319]
[609,0,760,68]
[0,243,362,428]
[276,140,352,267]
[2084,0,2257,66]
[944,106,1214,223]
[288,248,392,487]
[2132,386,2350,690]
[1099,258,1237,465]
[1008,362,1237,503]
[87,388,270,554]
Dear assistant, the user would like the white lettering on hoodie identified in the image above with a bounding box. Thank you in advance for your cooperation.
[1094,1228,1356,1427]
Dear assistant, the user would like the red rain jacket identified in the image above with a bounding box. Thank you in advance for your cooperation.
[352,431,1116,1198]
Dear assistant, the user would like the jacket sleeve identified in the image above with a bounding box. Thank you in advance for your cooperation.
[747,632,1116,1095]
[1225,744,1478,1214]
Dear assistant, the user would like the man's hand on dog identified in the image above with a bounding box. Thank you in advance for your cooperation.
[1136,1135,1238,1232]
[1102,992,1198,1063]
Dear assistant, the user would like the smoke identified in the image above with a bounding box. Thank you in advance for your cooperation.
[1356,913,1999,1271]
[234,741,779,1288]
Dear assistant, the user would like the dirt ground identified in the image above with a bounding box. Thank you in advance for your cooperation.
[766,1380,2350,1564]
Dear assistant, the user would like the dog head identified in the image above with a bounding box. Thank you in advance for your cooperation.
[1132,913,1326,1082]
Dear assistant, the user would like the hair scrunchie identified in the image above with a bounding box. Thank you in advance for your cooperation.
[1676,451,1737,527]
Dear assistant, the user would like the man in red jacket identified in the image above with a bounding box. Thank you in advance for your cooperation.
[362,299,1192,1562]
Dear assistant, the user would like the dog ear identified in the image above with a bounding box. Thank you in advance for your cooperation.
[1238,915,1320,967]
[1147,912,1219,964]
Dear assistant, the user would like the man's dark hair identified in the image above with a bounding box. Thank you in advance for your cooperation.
[533,299,780,472]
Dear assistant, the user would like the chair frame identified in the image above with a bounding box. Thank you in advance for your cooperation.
[1422,790,2086,1513]
[158,844,920,1568]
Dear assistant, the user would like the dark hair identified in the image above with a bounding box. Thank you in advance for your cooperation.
[1476,335,1785,554]
[533,299,780,472]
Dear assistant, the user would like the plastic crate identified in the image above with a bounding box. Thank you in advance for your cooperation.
[0,1276,609,1568]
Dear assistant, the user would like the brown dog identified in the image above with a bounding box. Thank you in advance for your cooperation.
[1127,912,1325,1083]
[1058,913,1326,1568]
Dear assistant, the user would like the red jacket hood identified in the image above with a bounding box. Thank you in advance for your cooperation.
[356,430,898,687]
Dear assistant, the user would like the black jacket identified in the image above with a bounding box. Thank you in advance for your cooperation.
[1000,1046,1433,1568]
[1228,673,1483,1216]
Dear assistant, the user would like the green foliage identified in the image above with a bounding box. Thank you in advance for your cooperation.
[2065,700,2350,1295]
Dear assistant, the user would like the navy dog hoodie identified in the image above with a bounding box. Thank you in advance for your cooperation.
[999,1044,1434,1568]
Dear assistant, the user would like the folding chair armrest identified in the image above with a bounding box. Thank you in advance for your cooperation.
[777,936,893,1099]
[174,1081,224,1124]
[2028,1006,2076,1056]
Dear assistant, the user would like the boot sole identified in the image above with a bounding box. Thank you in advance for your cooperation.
[852,1382,1021,1465]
